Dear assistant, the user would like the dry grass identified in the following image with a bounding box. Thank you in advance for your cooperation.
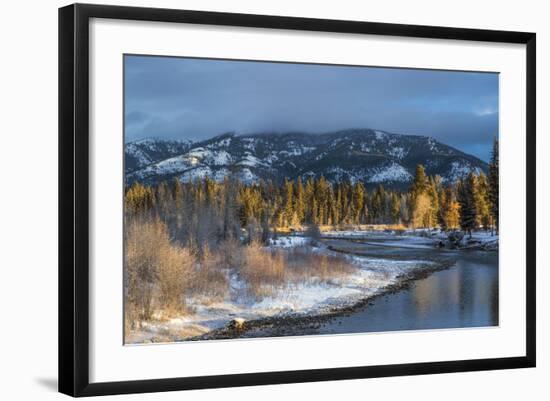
[240,241,286,298]
[238,242,358,298]
[192,245,230,300]
[125,219,197,328]
[125,219,170,326]
[284,247,357,284]
[274,223,408,236]
[323,223,407,232]
[156,246,195,313]
[125,219,360,336]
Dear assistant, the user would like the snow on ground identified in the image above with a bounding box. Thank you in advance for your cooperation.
[237,167,259,184]
[178,166,213,181]
[323,228,499,249]
[444,161,482,182]
[278,146,315,157]
[322,230,378,238]
[242,137,257,151]
[237,153,268,168]
[124,143,153,166]
[375,130,387,140]
[387,146,408,160]
[127,234,438,344]
[209,150,232,165]
[367,162,412,183]
[468,231,500,241]
[268,236,309,248]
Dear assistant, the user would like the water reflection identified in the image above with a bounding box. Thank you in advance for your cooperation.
[318,247,499,334]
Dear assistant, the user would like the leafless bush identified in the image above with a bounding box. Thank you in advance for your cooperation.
[218,237,243,269]
[238,242,357,298]
[284,247,357,284]
[156,246,195,314]
[125,219,168,325]
[125,218,196,328]
[191,245,229,300]
[241,241,286,298]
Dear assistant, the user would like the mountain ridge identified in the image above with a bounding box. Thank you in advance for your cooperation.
[125,129,487,188]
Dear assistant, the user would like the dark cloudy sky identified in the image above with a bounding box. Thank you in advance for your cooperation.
[124,55,499,161]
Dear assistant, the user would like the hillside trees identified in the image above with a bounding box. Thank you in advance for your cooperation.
[474,173,491,230]
[124,163,497,237]
[409,164,440,229]
[439,186,460,230]
[488,137,499,234]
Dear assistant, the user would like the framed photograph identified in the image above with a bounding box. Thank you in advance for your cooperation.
[59,3,536,397]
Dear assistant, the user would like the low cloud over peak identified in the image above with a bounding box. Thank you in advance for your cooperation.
[124,55,498,162]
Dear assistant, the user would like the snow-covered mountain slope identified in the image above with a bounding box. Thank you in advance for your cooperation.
[125,129,487,188]
[124,138,193,173]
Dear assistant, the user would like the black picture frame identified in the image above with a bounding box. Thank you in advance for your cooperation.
[59,3,536,397]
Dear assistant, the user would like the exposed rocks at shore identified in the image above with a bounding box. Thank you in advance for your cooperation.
[434,230,498,251]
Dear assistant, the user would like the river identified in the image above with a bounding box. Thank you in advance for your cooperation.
[318,245,499,334]
[241,235,499,338]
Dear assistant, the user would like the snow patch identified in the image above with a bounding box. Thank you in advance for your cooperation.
[367,162,412,183]
[268,236,309,248]
[387,146,407,160]
[445,161,481,182]
[375,130,387,140]
[238,168,259,184]
[237,153,267,168]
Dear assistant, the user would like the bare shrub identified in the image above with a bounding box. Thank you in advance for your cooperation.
[218,237,243,269]
[125,219,169,324]
[284,247,357,284]
[238,243,357,298]
[192,245,229,300]
[156,246,195,314]
[241,241,286,298]
[125,218,196,327]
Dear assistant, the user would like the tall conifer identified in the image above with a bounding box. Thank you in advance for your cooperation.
[457,173,477,237]
[488,136,499,234]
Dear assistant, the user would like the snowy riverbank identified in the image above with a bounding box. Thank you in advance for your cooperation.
[126,234,445,344]
[322,228,499,251]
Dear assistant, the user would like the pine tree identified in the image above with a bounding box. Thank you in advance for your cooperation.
[283,178,294,227]
[440,186,460,230]
[457,173,477,237]
[352,182,365,224]
[474,173,491,230]
[315,176,329,225]
[334,184,342,226]
[438,185,448,230]
[371,185,386,224]
[340,182,352,224]
[412,193,431,228]
[488,136,499,234]
[427,176,440,229]
[411,164,428,197]
[390,192,400,224]
[410,164,429,226]
[399,194,410,225]
[294,176,305,223]
[304,177,315,224]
